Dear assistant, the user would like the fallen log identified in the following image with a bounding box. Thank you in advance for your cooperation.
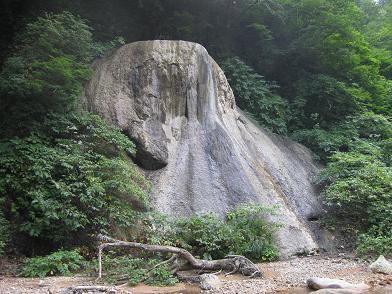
[60,285,116,294]
[96,234,262,280]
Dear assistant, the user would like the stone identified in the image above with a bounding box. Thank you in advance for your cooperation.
[81,40,334,258]
[311,290,366,294]
[199,274,222,290]
[38,279,50,287]
[369,255,392,275]
[307,277,370,291]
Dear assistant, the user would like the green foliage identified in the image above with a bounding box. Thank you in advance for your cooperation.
[0,12,139,255]
[0,200,10,256]
[0,113,149,251]
[91,36,126,58]
[15,11,94,63]
[0,11,125,138]
[298,111,392,256]
[292,112,392,162]
[99,255,177,287]
[291,126,355,162]
[317,151,392,256]
[20,249,86,278]
[226,205,280,261]
[0,12,94,119]
[174,214,230,259]
[353,111,392,140]
[356,231,392,257]
[91,205,277,287]
[132,205,279,262]
[173,205,279,261]
[144,265,178,287]
[0,0,391,259]
[221,57,288,134]
[290,75,359,129]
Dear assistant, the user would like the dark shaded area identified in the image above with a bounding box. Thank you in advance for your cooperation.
[132,145,169,170]
[307,216,319,222]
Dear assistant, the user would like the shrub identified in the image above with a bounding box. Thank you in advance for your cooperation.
[290,74,359,130]
[20,249,86,278]
[221,56,288,134]
[175,214,230,259]
[0,11,124,137]
[352,112,392,140]
[0,113,149,252]
[0,204,10,256]
[173,205,279,261]
[291,112,392,163]
[99,256,178,287]
[226,205,280,261]
[0,12,94,121]
[0,12,141,255]
[357,231,392,257]
[318,151,392,256]
[144,264,178,286]
[291,125,356,162]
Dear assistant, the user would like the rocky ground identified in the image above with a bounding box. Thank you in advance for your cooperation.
[0,255,391,294]
[205,254,392,294]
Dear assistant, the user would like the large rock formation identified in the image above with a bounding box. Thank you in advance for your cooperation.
[80,40,332,258]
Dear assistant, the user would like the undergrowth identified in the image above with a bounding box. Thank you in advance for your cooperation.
[20,250,86,278]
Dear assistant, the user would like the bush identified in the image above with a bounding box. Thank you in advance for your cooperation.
[291,125,356,162]
[0,12,94,122]
[175,214,230,259]
[0,205,9,256]
[303,112,392,257]
[226,205,280,261]
[291,112,392,163]
[0,12,142,255]
[20,249,86,278]
[352,112,392,140]
[357,231,392,257]
[317,151,392,256]
[99,256,178,287]
[221,56,288,134]
[290,74,359,130]
[173,205,279,261]
[144,264,178,286]
[0,11,124,137]
[0,113,149,252]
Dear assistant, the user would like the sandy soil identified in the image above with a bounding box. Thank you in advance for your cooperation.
[0,255,391,294]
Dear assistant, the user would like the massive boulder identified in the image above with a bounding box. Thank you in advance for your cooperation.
[80,40,332,258]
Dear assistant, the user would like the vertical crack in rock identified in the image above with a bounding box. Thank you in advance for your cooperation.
[80,40,334,258]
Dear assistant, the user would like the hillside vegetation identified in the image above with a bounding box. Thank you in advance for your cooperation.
[0,0,391,278]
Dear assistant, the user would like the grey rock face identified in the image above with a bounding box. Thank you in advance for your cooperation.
[81,40,333,258]
[369,255,392,275]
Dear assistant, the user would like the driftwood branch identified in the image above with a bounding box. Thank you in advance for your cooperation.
[61,285,116,294]
[96,234,262,280]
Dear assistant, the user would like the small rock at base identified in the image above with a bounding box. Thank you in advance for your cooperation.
[311,289,366,294]
[39,279,51,287]
[369,255,392,275]
[199,274,222,290]
[307,277,369,290]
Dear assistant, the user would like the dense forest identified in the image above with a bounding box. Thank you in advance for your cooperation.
[0,0,391,285]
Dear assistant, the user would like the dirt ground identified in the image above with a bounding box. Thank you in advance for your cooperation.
[1,255,391,294]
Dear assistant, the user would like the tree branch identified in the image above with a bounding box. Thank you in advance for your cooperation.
[96,234,262,280]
